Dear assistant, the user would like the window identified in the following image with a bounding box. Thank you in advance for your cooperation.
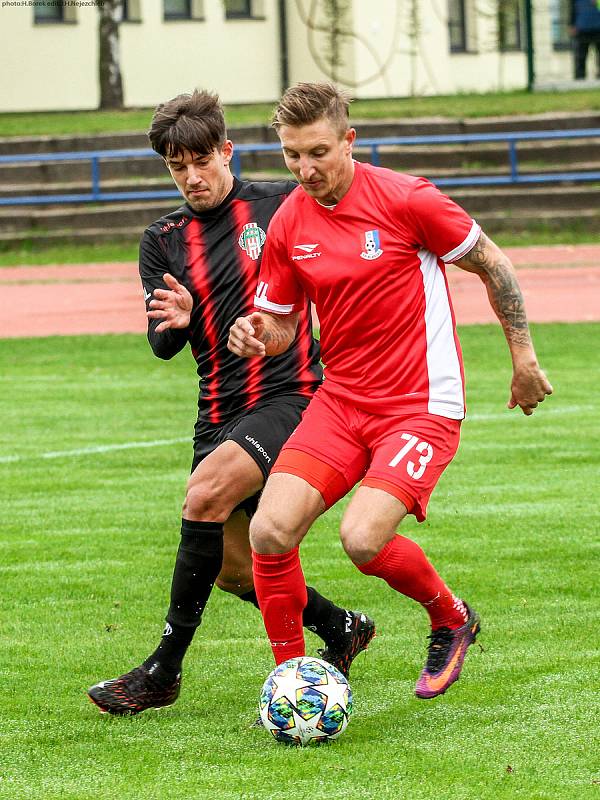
[122,0,142,22]
[34,1,77,24]
[499,0,523,51]
[34,2,64,23]
[550,0,571,50]
[164,0,192,20]
[163,0,204,21]
[225,0,252,18]
[448,0,467,52]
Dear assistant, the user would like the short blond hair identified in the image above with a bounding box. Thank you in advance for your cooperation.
[272,82,352,138]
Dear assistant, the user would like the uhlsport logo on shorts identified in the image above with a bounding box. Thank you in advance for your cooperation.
[245,435,271,463]
[360,229,383,260]
[238,222,266,260]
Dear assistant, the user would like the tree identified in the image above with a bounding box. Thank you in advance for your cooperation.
[98,0,124,110]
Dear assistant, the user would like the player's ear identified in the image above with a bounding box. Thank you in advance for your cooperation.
[343,128,356,153]
[222,139,234,165]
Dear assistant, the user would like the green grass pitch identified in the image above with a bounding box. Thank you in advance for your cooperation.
[1,324,598,800]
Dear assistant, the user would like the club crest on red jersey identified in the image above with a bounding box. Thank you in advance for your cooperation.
[238,222,266,260]
[360,229,383,261]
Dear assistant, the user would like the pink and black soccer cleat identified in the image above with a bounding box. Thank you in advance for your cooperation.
[415,604,480,699]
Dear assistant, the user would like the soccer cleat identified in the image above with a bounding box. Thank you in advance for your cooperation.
[87,663,181,716]
[318,610,376,678]
[415,604,480,700]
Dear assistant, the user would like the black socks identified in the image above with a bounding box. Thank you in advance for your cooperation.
[145,520,350,680]
[144,519,223,678]
[303,586,350,650]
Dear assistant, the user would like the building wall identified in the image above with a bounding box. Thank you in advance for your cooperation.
[531,0,573,84]
[0,0,283,113]
[0,0,575,114]
[285,0,356,87]
[121,1,282,107]
[0,5,99,111]
[329,0,530,98]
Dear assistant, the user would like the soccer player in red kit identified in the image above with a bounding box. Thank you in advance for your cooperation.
[228,83,553,699]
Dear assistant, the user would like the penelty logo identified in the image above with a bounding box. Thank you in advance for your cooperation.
[292,243,321,261]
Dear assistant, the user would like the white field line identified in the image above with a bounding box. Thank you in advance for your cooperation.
[465,404,596,422]
[0,437,189,464]
[0,404,596,466]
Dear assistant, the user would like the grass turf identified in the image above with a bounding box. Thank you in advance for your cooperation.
[1,89,600,137]
[1,325,598,799]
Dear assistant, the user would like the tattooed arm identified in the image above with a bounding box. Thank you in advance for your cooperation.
[454,232,553,415]
[228,311,299,358]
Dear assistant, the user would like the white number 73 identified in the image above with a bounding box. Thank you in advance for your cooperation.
[388,433,433,480]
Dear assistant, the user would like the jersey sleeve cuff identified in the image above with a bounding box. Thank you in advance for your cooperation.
[441,220,481,263]
[254,295,295,315]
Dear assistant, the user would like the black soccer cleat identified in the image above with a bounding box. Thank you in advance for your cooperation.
[318,610,376,678]
[87,662,181,716]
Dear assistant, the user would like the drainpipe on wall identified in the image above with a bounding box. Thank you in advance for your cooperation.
[278,0,290,95]
[524,0,535,91]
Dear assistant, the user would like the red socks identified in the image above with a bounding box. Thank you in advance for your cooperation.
[252,547,308,664]
[252,535,467,666]
[358,535,467,630]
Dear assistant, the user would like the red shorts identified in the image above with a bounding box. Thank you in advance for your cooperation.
[271,389,461,521]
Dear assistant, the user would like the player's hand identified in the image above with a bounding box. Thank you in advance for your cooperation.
[508,361,553,415]
[228,312,267,357]
[147,273,193,332]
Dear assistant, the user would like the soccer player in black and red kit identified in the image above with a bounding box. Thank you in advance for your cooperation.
[87,90,374,716]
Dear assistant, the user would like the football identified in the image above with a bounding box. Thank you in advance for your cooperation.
[259,656,352,746]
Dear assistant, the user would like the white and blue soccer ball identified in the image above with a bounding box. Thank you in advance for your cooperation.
[259,656,352,746]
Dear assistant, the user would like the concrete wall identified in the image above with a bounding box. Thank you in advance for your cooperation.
[0,0,575,113]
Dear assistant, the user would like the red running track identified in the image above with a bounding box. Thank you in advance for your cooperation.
[0,245,598,339]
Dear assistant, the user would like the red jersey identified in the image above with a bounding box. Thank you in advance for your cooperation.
[254,161,480,420]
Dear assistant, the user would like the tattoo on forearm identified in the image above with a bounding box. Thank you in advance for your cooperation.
[262,327,291,353]
[463,233,532,347]
[462,234,488,269]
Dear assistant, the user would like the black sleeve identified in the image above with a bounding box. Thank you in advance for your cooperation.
[569,0,576,27]
[139,229,189,360]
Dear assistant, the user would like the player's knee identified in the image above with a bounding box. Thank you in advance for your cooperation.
[183,481,230,522]
[249,510,296,555]
[339,518,383,565]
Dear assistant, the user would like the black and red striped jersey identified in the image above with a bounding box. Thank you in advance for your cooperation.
[139,177,322,424]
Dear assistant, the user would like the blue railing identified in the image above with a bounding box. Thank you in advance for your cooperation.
[0,128,599,206]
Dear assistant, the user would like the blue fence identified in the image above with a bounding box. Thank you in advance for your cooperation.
[1,128,599,206]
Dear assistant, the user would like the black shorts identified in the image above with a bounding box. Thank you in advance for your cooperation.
[191,393,311,516]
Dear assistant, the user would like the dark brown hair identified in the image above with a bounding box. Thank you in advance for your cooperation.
[148,90,226,159]
[272,82,352,137]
